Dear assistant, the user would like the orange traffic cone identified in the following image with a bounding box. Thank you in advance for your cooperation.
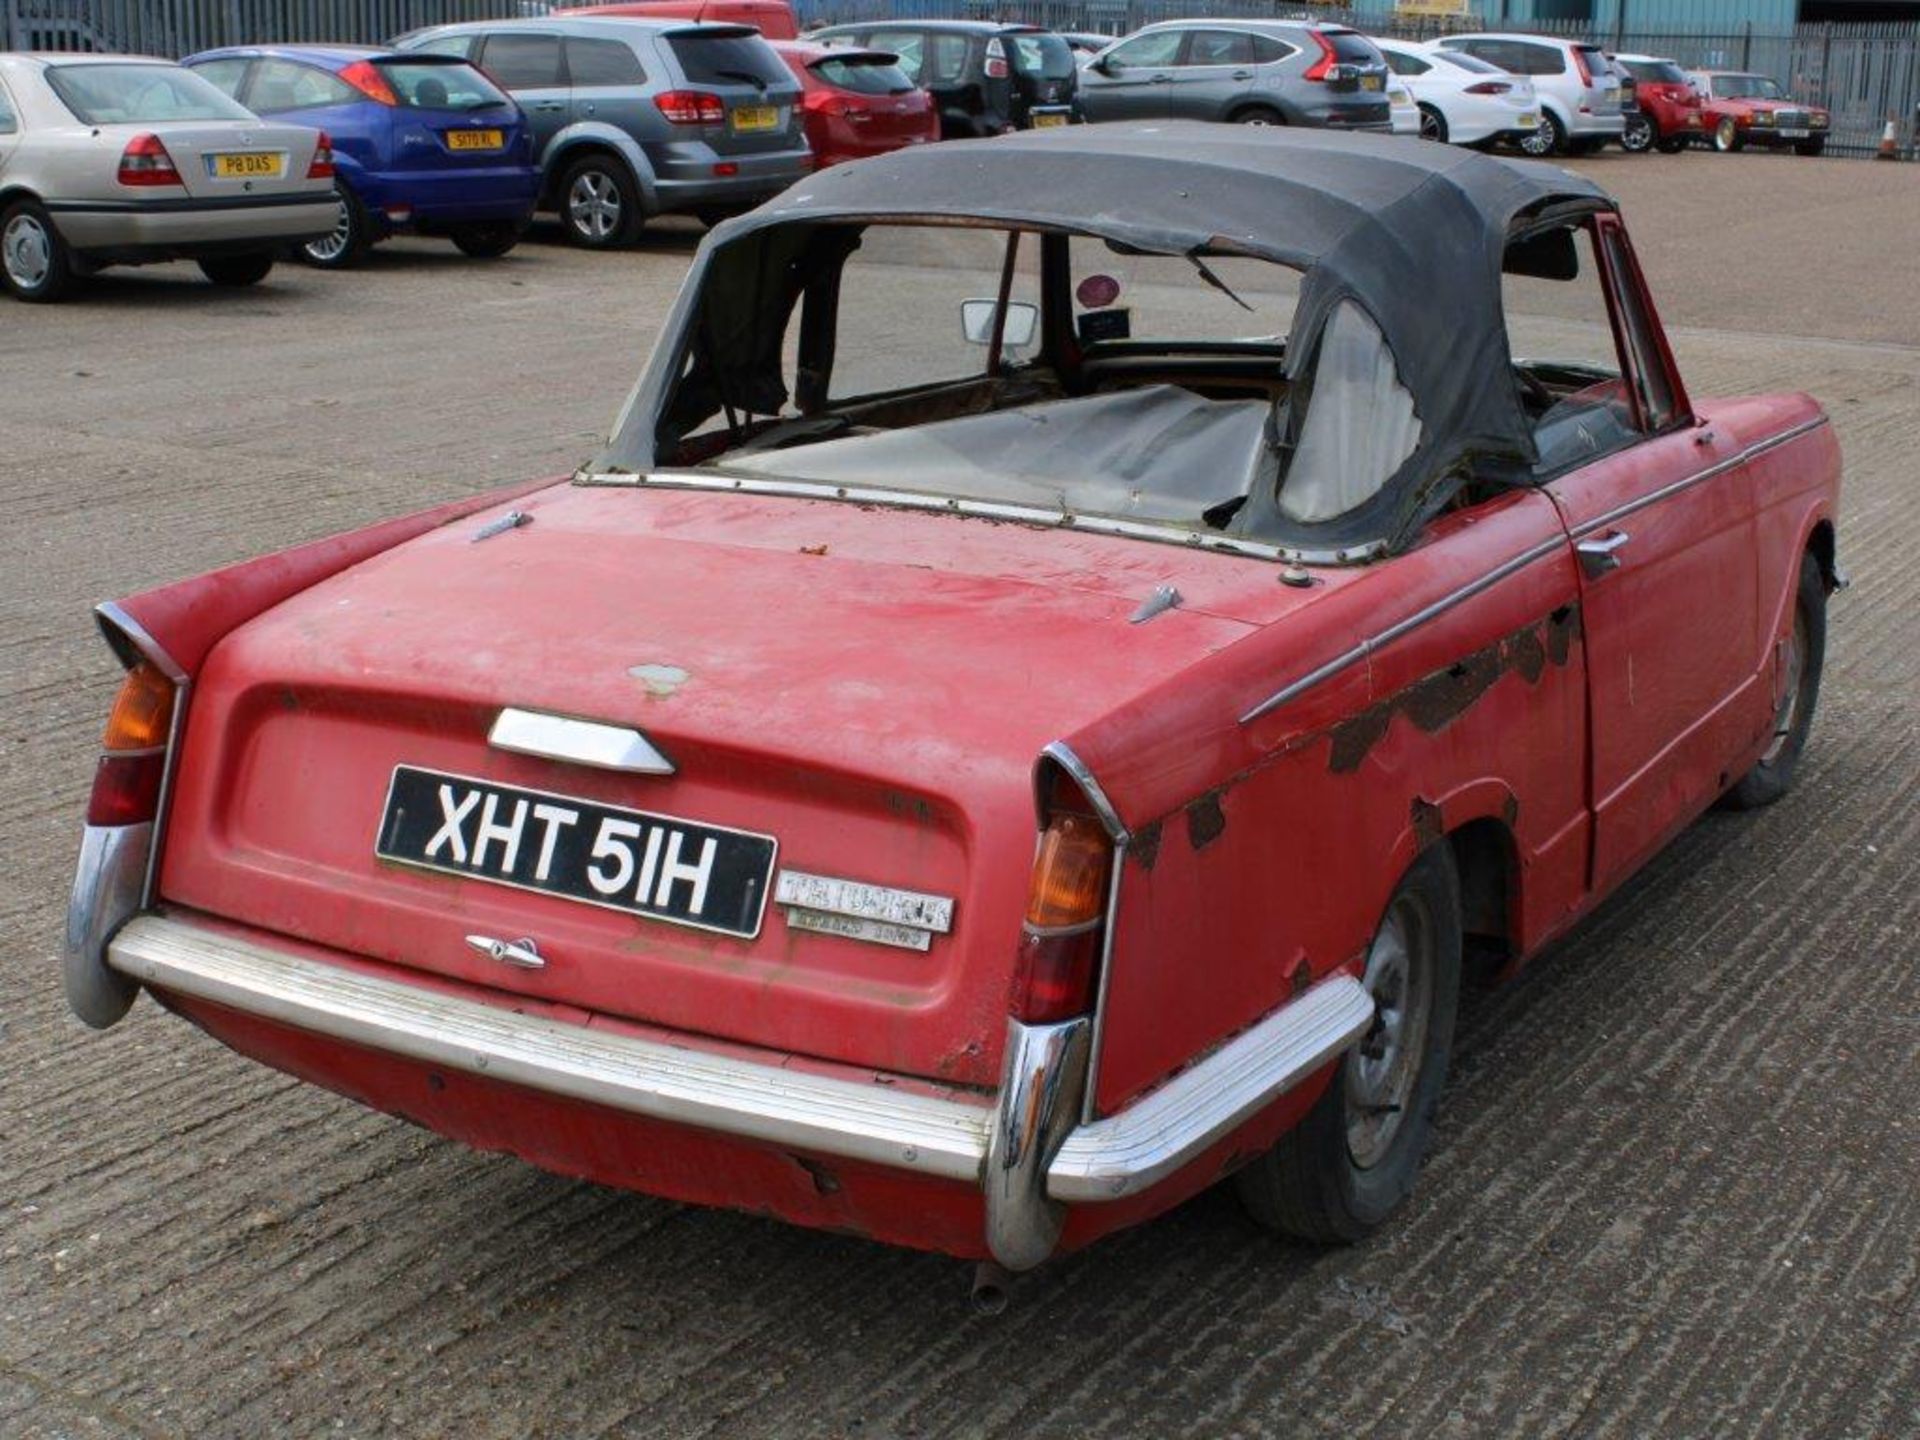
[1876,117,1898,160]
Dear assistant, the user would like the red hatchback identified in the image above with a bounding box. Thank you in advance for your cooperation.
[1613,53,1703,153]
[773,41,938,168]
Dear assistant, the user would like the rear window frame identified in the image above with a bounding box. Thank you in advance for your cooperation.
[44,61,257,125]
[666,31,792,89]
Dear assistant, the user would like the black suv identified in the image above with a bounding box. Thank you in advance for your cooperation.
[805,20,1079,137]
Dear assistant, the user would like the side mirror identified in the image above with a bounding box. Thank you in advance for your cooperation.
[961,298,1039,350]
[1091,56,1119,76]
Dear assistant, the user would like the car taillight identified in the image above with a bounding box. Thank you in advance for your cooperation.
[87,661,175,826]
[1573,48,1594,86]
[1303,30,1337,83]
[1464,80,1512,95]
[804,91,849,118]
[654,90,725,124]
[339,60,399,105]
[116,133,181,187]
[1011,810,1112,1023]
[984,37,1009,80]
[307,130,335,180]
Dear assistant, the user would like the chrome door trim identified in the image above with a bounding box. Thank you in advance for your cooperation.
[1566,414,1828,539]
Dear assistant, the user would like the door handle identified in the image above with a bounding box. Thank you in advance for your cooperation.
[1576,530,1630,579]
[1231,70,1253,79]
[465,934,545,969]
[533,101,566,112]
[1693,426,1717,446]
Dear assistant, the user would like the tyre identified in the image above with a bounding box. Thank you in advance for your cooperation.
[1794,137,1826,157]
[1714,116,1745,152]
[1621,114,1654,152]
[450,222,520,259]
[1235,844,1463,1243]
[558,154,641,248]
[300,187,371,269]
[1518,109,1562,157]
[1723,550,1827,810]
[1231,105,1285,127]
[1,198,74,303]
[197,252,275,287]
[1655,133,1691,153]
[1417,103,1449,144]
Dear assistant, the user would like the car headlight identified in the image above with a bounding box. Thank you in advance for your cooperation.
[1814,113,1830,127]
[1754,112,1774,125]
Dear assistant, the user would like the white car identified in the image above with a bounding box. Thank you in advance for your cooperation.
[1386,76,1419,135]
[1371,38,1539,147]
[1428,32,1624,156]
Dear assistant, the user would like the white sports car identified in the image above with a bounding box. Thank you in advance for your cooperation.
[1371,38,1540,148]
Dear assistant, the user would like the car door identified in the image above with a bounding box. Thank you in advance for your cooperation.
[565,33,649,135]
[1524,215,1761,893]
[1080,29,1181,121]
[1165,28,1259,121]
[476,31,571,152]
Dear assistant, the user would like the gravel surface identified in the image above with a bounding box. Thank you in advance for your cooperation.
[3,152,1917,1440]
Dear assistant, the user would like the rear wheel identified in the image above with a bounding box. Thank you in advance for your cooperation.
[1723,551,1826,810]
[1,199,73,303]
[450,222,521,259]
[1417,103,1449,144]
[1231,105,1285,127]
[1235,845,1462,1243]
[198,252,275,287]
[1794,137,1826,157]
[300,187,371,269]
[559,154,641,248]
[1714,116,1745,152]
[1518,109,1562,156]
[1621,114,1654,152]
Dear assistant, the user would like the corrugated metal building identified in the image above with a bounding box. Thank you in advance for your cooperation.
[1368,0,1920,25]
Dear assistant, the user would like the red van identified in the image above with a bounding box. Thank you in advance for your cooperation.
[556,0,798,41]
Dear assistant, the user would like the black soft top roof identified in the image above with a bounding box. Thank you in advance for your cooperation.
[598,123,1616,555]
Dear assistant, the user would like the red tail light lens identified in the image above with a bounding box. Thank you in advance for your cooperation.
[1302,30,1337,83]
[654,90,725,124]
[339,60,398,105]
[307,130,336,180]
[1572,48,1594,86]
[805,91,849,118]
[116,133,181,187]
[984,39,1009,80]
[1464,80,1512,95]
[1011,811,1112,1023]
[87,662,175,826]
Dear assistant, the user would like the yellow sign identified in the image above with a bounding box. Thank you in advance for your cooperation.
[1396,0,1472,15]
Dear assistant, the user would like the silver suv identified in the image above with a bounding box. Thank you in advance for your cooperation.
[395,16,808,246]
[1431,33,1624,156]
[1079,20,1390,131]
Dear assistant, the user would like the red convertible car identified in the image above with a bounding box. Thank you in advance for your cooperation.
[1694,69,1831,155]
[65,126,1840,1291]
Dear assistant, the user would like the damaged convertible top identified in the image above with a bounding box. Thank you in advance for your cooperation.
[592,122,1616,558]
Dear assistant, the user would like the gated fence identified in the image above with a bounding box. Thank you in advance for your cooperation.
[5,0,1916,157]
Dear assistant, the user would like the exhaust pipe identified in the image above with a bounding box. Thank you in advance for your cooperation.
[970,1259,1012,1316]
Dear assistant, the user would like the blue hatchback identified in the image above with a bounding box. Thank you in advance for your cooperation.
[183,46,540,267]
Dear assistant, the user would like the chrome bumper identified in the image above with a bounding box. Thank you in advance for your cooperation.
[100,912,1370,1269]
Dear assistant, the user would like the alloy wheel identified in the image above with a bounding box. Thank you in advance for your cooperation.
[304,196,353,264]
[568,169,623,243]
[1345,893,1436,1171]
[3,211,52,291]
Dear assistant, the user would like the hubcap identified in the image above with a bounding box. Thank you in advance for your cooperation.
[1522,118,1554,155]
[1763,608,1808,764]
[3,213,52,290]
[1718,118,1736,148]
[1345,895,1435,1171]
[1625,118,1651,150]
[305,196,352,262]
[568,170,622,241]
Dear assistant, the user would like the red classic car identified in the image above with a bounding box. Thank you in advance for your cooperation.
[771,41,939,168]
[1694,69,1830,155]
[1613,53,1703,152]
[65,126,1841,1296]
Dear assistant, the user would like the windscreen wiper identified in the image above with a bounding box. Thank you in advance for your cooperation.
[1187,254,1253,313]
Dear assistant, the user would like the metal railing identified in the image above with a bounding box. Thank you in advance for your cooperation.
[6,0,1915,158]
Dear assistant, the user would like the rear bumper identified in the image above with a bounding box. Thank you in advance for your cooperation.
[48,193,338,257]
[352,168,540,230]
[93,907,1371,1268]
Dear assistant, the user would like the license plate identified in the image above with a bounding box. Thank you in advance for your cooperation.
[446,128,504,151]
[1780,127,1810,138]
[208,152,284,179]
[732,105,778,133]
[1517,113,1538,128]
[1360,75,1382,91]
[1605,87,1621,103]
[376,766,777,940]
[1032,110,1069,129]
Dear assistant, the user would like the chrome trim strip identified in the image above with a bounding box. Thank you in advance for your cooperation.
[1039,739,1129,843]
[108,914,993,1183]
[1239,536,1567,725]
[984,1015,1090,1271]
[580,471,1301,565]
[1235,416,1832,727]
[62,823,151,1029]
[1567,416,1830,540]
[488,707,676,776]
[1079,836,1128,1125]
[94,601,188,906]
[1047,975,1374,1203]
[94,601,187,683]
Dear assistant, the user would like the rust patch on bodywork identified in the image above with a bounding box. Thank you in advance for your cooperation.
[1410,796,1444,850]
[1327,606,1580,775]
[1132,819,1164,871]
[1186,792,1226,851]
[792,1155,842,1196]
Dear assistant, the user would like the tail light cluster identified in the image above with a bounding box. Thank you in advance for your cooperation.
[1302,32,1369,86]
[339,60,399,105]
[1464,80,1513,96]
[117,133,180,187]
[984,38,1009,80]
[655,90,726,124]
[1572,48,1595,86]
[87,661,176,827]
[1010,780,1115,1024]
[308,131,336,180]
